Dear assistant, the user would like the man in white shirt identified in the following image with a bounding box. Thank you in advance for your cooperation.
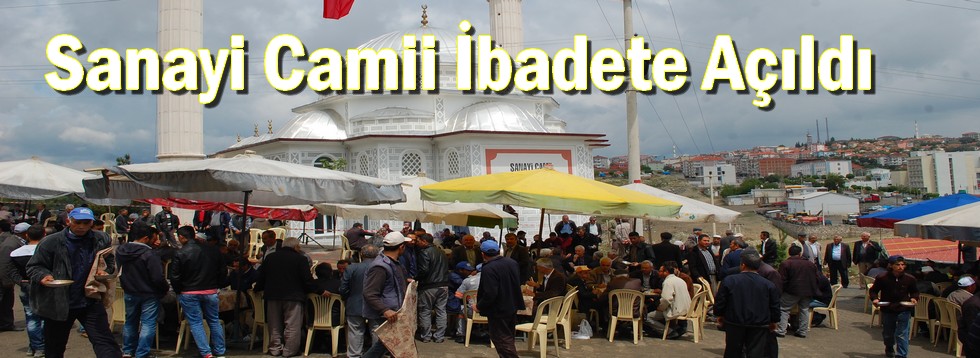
[646,261,691,339]
[807,235,823,268]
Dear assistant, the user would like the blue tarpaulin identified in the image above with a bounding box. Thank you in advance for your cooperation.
[857,193,980,228]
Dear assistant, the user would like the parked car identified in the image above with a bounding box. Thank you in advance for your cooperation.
[844,213,860,225]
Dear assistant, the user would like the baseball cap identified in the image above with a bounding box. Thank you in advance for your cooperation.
[958,276,976,287]
[382,231,411,247]
[69,207,95,221]
[13,222,30,234]
[455,262,476,271]
[480,240,500,255]
[888,255,905,264]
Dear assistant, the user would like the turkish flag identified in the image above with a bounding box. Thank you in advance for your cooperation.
[323,0,355,19]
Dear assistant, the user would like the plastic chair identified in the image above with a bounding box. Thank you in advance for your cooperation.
[697,277,715,306]
[111,286,126,332]
[247,228,264,259]
[340,234,357,261]
[932,297,954,346]
[304,293,345,357]
[863,275,876,313]
[607,289,645,345]
[909,293,935,340]
[663,290,708,342]
[247,289,269,353]
[809,284,843,330]
[935,281,953,294]
[540,289,578,349]
[943,301,962,356]
[462,290,492,348]
[269,227,287,241]
[516,296,563,358]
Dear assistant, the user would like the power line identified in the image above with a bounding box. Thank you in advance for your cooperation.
[905,0,980,11]
[0,0,120,9]
[664,0,715,153]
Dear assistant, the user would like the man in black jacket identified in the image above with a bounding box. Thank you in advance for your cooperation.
[255,237,329,357]
[169,226,227,358]
[824,235,852,288]
[116,221,169,358]
[340,245,379,358]
[651,232,682,269]
[625,232,656,272]
[27,207,120,358]
[759,231,777,266]
[153,207,181,249]
[687,234,718,289]
[775,245,821,338]
[415,234,449,343]
[853,232,882,289]
[477,240,524,358]
[503,233,533,282]
[715,251,780,358]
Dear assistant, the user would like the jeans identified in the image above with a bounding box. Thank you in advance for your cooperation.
[346,316,374,358]
[881,310,911,357]
[809,299,828,324]
[777,293,810,336]
[363,318,390,358]
[417,287,448,340]
[178,293,225,357]
[43,303,121,358]
[123,294,159,358]
[18,289,44,352]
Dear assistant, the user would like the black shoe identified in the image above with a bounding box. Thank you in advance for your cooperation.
[454,337,466,344]
[419,337,432,343]
[775,333,786,338]
[885,350,894,358]
[433,337,445,343]
[666,331,683,340]
[0,326,24,332]
[793,332,806,338]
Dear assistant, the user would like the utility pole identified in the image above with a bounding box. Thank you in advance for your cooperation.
[624,0,640,183]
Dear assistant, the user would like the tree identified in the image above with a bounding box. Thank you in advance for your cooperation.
[640,164,652,174]
[314,157,347,170]
[845,173,855,179]
[824,173,846,191]
[116,153,131,165]
[763,174,781,183]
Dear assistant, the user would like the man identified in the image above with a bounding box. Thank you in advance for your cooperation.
[344,223,374,253]
[561,245,592,275]
[258,230,282,261]
[415,233,449,343]
[114,208,131,243]
[54,204,73,231]
[806,235,822,268]
[503,233,533,282]
[205,211,231,245]
[715,251,781,358]
[192,210,211,232]
[790,233,816,265]
[528,234,549,259]
[625,232,656,272]
[9,224,45,357]
[719,239,748,281]
[567,265,598,315]
[362,232,411,358]
[526,258,567,306]
[630,260,659,292]
[809,272,833,327]
[720,230,736,256]
[685,228,703,251]
[646,261,691,339]
[153,207,180,248]
[448,261,474,342]
[775,245,821,338]
[169,226,227,358]
[870,256,919,358]
[476,240,524,358]
[255,237,329,357]
[759,231,777,266]
[0,221,25,331]
[651,232,682,269]
[959,288,980,357]
[687,234,718,289]
[554,215,577,237]
[454,262,483,343]
[451,234,482,268]
[853,232,883,289]
[613,218,632,258]
[33,204,52,226]
[26,207,121,358]
[947,276,976,306]
[824,235,852,288]
[580,217,602,256]
[589,257,615,285]
[339,245,379,358]
[116,221,169,358]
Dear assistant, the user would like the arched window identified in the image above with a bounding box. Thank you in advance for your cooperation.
[446,149,460,177]
[401,151,423,177]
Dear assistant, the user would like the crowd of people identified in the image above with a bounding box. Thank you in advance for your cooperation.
[1,206,980,358]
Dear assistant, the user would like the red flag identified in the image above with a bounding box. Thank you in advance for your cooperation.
[323,0,355,19]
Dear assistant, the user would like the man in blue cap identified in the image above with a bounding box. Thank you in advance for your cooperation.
[27,207,121,358]
[476,240,524,357]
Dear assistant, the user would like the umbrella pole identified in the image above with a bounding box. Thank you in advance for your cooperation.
[959,242,963,265]
[538,208,546,239]
[239,190,252,245]
[23,200,29,221]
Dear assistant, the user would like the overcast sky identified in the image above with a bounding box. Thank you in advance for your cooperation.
[1,0,978,169]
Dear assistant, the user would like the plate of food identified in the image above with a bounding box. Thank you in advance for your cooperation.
[876,301,891,306]
[899,301,915,306]
[43,279,74,287]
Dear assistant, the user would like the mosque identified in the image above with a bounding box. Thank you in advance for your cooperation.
[175,2,609,234]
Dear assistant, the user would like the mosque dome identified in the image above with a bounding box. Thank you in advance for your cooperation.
[357,25,459,62]
[439,102,547,134]
[273,110,347,140]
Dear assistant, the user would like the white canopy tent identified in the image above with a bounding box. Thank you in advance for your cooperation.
[620,183,740,223]
[894,201,980,244]
[0,157,128,205]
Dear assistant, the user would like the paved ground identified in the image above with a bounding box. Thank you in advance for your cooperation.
[2,285,956,357]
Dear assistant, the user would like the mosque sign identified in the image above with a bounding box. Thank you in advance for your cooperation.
[485,149,572,174]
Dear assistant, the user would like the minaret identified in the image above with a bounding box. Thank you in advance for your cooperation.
[487,0,524,54]
[157,0,205,162]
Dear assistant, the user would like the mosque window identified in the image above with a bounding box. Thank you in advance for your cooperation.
[401,151,423,177]
[359,154,373,176]
[447,150,460,177]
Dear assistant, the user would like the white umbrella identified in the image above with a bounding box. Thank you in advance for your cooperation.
[316,176,517,228]
[894,201,980,243]
[0,157,128,205]
[620,183,740,223]
[85,153,406,206]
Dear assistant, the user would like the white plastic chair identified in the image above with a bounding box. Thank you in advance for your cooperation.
[516,296,563,358]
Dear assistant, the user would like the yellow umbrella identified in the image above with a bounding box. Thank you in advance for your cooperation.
[419,167,682,218]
